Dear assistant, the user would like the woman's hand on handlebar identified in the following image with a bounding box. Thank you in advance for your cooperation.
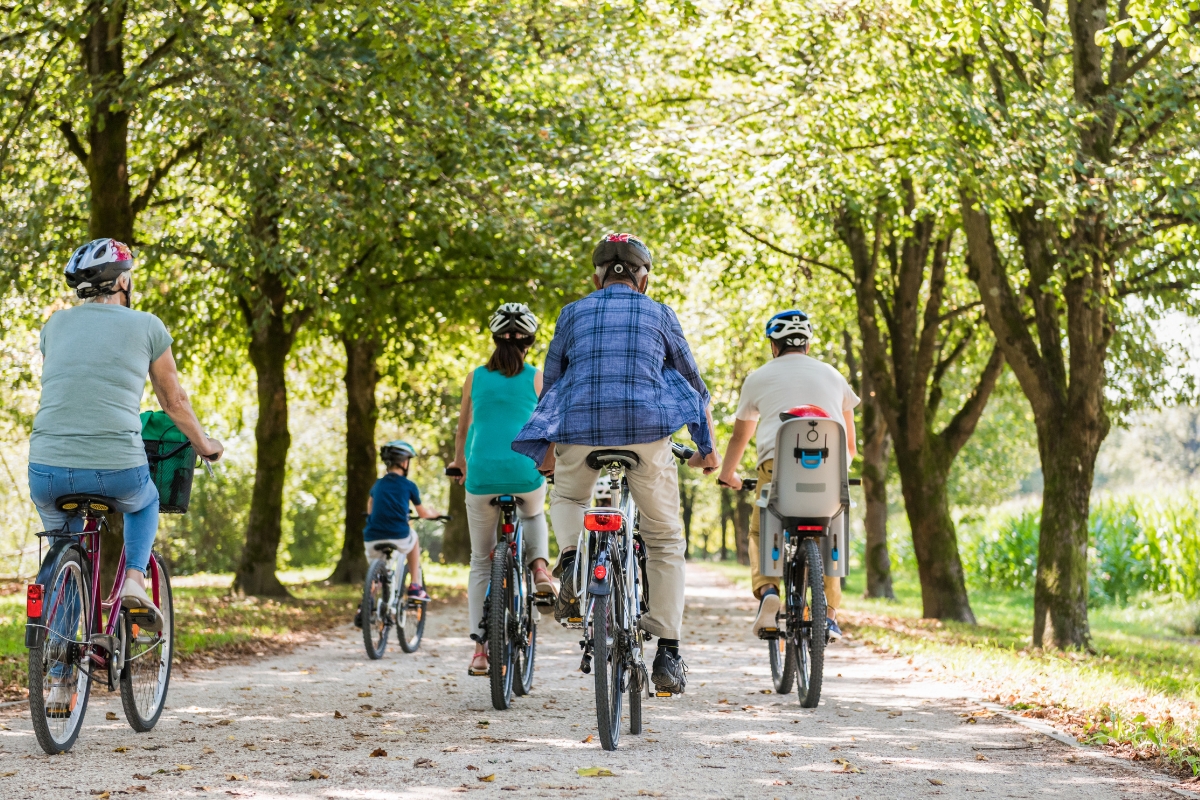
[445,461,465,485]
[688,449,720,475]
[716,470,743,491]
[200,437,224,462]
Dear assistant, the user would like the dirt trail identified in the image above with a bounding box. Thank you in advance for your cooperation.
[0,566,1176,799]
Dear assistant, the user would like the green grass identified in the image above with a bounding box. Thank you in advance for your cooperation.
[0,562,470,702]
[695,558,1200,776]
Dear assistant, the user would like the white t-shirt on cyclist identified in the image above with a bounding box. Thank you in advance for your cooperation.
[734,353,860,466]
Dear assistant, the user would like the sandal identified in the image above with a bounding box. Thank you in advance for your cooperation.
[468,651,489,676]
[533,566,557,598]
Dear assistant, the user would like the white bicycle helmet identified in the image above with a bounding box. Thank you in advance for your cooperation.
[765,309,813,349]
[64,238,134,298]
[488,303,539,337]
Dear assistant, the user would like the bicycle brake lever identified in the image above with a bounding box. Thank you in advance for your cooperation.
[203,459,215,478]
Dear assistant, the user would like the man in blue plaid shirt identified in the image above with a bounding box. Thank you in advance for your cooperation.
[512,233,719,694]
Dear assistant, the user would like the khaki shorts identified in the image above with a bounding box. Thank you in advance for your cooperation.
[364,536,416,562]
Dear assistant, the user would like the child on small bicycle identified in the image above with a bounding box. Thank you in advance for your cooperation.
[354,440,442,628]
[717,309,859,642]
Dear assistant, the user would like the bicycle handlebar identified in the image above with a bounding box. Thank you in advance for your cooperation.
[444,467,463,478]
[670,441,696,462]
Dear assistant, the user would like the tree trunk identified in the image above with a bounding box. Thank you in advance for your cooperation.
[442,476,471,565]
[233,274,293,597]
[896,445,975,622]
[328,333,378,584]
[861,382,893,599]
[1032,415,1103,648]
[719,488,731,561]
[733,490,751,566]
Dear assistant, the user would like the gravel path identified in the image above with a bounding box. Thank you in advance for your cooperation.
[0,566,1176,799]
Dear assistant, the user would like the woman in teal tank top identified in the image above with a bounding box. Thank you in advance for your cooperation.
[449,303,554,676]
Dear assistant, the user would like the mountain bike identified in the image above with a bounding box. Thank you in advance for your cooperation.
[477,494,540,710]
[572,440,694,751]
[24,494,174,754]
[361,514,449,659]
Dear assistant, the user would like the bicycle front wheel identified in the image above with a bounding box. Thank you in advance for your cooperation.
[121,552,174,731]
[794,538,827,708]
[592,592,624,751]
[396,563,426,653]
[28,545,91,755]
[362,559,391,660]
[489,546,515,710]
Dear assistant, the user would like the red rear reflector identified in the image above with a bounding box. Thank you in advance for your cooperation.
[27,584,44,618]
[796,525,824,531]
[593,564,608,581]
[583,512,622,532]
[502,523,515,534]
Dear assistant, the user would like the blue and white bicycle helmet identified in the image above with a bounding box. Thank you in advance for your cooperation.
[64,238,134,298]
[765,309,813,349]
[380,440,416,466]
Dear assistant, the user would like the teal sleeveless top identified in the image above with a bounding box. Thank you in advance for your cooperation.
[465,364,545,495]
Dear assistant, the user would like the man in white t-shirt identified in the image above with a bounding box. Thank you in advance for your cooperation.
[717,309,859,639]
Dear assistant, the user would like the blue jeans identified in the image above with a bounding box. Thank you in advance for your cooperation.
[28,463,160,575]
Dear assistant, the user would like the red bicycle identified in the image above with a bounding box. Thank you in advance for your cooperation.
[25,493,174,754]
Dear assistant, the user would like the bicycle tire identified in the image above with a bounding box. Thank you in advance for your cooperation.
[396,562,426,653]
[628,662,643,735]
[121,553,174,731]
[362,559,391,660]
[28,546,91,755]
[489,546,515,710]
[795,538,827,708]
[592,591,624,750]
[769,635,796,695]
[513,564,536,696]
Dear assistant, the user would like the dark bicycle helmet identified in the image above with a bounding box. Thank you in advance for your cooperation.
[380,440,416,467]
[64,238,134,298]
[592,233,652,287]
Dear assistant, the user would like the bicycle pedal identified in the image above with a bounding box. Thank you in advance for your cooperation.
[758,627,781,640]
[654,691,674,698]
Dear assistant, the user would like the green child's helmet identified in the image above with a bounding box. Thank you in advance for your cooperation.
[381,440,416,466]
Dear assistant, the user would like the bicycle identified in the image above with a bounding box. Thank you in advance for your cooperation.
[361,513,449,660]
[570,440,694,751]
[723,409,858,709]
[24,494,174,754]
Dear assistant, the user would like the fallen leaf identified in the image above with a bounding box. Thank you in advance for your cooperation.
[360,704,373,710]
[581,734,594,744]
[126,787,147,793]
[193,789,211,793]
[478,774,495,782]
[414,757,435,768]
[334,710,346,719]
[310,769,328,780]
[832,758,862,774]
[132,774,153,780]
[242,743,257,750]
[500,788,519,792]
[577,767,615,777]
[351,731,370,739]
[528,766,551,772]
[358,691,372,697]
[113,746,129,753]
[216,719,233,726]
[106,712,119,721]
[0,772,16,778]
[928,778,945,786]
[760,689,772,694]
[467,765,479,771]
[91,793,110,799]
[638,792,664,797]
[226,774,247,781]
[202,747,215,755]
[238,687,251,691]
[177,765,193,771]
[443,746,460,752]
[370,748,387,758]
[975,753,988,761]
[772,751,791,758]
[905,745,919,750]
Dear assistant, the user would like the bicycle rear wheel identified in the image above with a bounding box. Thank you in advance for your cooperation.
[794,538,827,708]
[28,546,91,754]
[396,563,426,653]
[489,546,515,710]
[362,559,391,660]
[121,552,174,731]
[593,591,624,750]
[513,565,536,696]
[769,635,796,695]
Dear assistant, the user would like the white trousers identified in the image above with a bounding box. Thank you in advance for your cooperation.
[550,438,685,640]
[465,485,549,642]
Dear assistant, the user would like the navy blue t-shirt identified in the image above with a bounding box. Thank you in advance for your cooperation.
[362,473,422,542]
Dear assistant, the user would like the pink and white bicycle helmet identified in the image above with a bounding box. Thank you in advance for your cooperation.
[64,238,134,298]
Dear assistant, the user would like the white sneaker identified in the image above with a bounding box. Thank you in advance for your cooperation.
[46,682,73,718]
[121,581,164,632]
[752,592,781,635]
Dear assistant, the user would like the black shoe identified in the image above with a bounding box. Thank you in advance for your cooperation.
[651,648,688,694]
[554,553,580,622]
[353,608,362,629]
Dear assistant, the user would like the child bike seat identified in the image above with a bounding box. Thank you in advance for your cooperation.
[586,450,640,470]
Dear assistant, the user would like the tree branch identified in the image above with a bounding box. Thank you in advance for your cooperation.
[735,224,853,285]
[941,344,1006,456]
[57,121,88,168]
[131,132,208,216]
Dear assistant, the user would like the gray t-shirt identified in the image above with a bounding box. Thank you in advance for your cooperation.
[30,304,173,469]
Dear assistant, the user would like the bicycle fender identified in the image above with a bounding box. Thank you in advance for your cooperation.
[587,553,612,596]
[26,538,84,649]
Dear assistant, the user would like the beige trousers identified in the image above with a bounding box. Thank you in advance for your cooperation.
[748,459,842,613]
[549,438,685,640]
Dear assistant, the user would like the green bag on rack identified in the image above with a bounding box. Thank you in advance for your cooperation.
[140,410,195,513]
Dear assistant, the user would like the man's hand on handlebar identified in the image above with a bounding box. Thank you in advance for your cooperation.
[200,437,224,462]
[687,449,720,475]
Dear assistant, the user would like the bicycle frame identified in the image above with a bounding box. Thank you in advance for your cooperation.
[484,501,526,631]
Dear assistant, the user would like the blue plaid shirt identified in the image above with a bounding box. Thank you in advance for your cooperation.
[512,283,713,464]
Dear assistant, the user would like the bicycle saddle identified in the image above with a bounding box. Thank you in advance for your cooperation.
[489,495,525,507]
[370,542,398,554]
[55,493,118,514]
[586,449,640,470]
